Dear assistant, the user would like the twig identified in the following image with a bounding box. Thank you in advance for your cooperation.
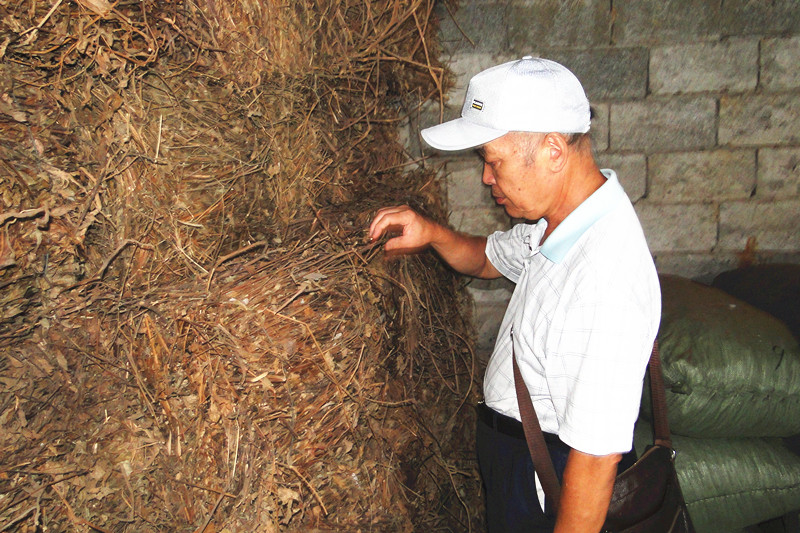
[77,166,104,227]
[155,113,163,161]
[272,283,312,314]
[437,454,473,533]
[156,15,225,52]
[0,505,36,532]
[442,0,475,47]
[52,482,112,533]
[18,0,64,37]
[277,462,328,516]
[173,479,236,498]
[87,239,155,283]
[205,240,267,291]
[411,8,444,120]
[197,492,226,533]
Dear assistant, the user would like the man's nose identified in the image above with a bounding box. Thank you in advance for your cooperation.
[482,163,495,185]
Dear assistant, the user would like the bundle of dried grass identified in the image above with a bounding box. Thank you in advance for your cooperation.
[1,0,482,531]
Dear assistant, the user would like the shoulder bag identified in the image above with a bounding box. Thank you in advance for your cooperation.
[512,338,696,532]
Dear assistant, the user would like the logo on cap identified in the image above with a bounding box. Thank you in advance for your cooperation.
[471,99,484,111]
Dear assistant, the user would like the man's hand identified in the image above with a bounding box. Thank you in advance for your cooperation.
[368,205,437,254]
[554,449,621,533]
[367,205,501,279]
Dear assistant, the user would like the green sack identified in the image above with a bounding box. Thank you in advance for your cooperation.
[641,275,800,438]
[634,421,800,533]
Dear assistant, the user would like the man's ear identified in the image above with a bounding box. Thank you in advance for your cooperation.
[544,133,569,173]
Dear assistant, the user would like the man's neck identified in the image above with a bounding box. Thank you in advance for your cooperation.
[541,157,606,242]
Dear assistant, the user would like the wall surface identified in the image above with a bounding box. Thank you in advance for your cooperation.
[403,0,800,355]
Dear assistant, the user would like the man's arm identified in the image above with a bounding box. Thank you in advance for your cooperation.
[368,205,501,279]
[554,449,621,533]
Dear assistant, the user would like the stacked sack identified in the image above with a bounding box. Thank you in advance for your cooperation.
[635,269,800,533]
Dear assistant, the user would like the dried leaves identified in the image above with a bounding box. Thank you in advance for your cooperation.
[1,0,477,531]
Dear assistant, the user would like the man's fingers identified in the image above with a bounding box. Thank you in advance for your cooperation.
[367,205,436,255]
[369,214,395,241]
[368,207,393,240]
[368,206,411,241]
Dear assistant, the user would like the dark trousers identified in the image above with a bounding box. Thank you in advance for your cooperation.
[476,403,637,533]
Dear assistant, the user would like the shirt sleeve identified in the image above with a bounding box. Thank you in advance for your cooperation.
[485,222,544,283]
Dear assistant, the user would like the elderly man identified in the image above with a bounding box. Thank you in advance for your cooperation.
[368,57,660,532]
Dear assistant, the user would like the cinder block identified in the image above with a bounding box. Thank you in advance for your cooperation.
[721,0,800,36]
[634,202,717,253]
[398,116,420,160]
[437,2,509,56]
[610,97,717,153]
[761,36,800,91]
[540,48,648,101]
[507,0,611,49]
[471,300,511,359]
[417,99,459,133]
[401,100,452,159]
[445,155,492,209]
[468,282,514,306]
[650,39,758,94]
[590,103,609,153]
[596,153,647,202]
[612,0,721,45]
[649,150,756,202]
[413,101,461,159]
[470,275,514,359]
[719,200,800,251]
[468,276,516,295]
[757,147,800,199]
[444,52,518,115]
[719,93,800,146]
[449,206,511,236]
[653,252,741,283]
[656,251,800,282]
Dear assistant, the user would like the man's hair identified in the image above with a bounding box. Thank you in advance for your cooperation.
[565,132,590,146]
[506,132,544,166]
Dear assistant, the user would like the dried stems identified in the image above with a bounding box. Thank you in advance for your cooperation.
[1,0,479,531]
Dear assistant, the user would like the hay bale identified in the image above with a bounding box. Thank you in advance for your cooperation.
[1,0,481,531]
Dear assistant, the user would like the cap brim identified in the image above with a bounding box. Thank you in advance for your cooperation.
[421,118,507,151]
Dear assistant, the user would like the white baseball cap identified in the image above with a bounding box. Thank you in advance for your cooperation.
[421,56,591,151]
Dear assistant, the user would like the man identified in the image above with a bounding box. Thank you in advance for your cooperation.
[368,57,660,532]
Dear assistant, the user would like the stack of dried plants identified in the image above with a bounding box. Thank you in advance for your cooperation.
[1,0,481,531]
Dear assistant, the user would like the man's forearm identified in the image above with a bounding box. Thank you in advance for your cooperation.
[429,227,499,279]
[554,449,621,533]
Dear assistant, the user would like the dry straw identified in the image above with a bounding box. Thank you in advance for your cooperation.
[1,0,482,531]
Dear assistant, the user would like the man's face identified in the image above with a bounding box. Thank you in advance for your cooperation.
[478,133,554,221]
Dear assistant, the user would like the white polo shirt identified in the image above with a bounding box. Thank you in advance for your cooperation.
[484,169,661,457]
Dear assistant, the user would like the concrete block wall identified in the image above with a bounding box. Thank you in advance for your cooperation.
[403,1,800,355]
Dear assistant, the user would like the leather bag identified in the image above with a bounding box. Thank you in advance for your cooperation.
[512,338,696,533]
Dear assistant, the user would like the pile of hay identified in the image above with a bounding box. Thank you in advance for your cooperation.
[1,0,482,531]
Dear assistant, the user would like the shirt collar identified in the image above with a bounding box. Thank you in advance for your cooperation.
[540,169,626,263]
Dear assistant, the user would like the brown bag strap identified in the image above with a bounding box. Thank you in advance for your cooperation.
[512,349,562,510]
[513,335,670,508]
[648,341,672,448]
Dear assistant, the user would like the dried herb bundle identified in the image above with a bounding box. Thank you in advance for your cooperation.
[1,0,481,531]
